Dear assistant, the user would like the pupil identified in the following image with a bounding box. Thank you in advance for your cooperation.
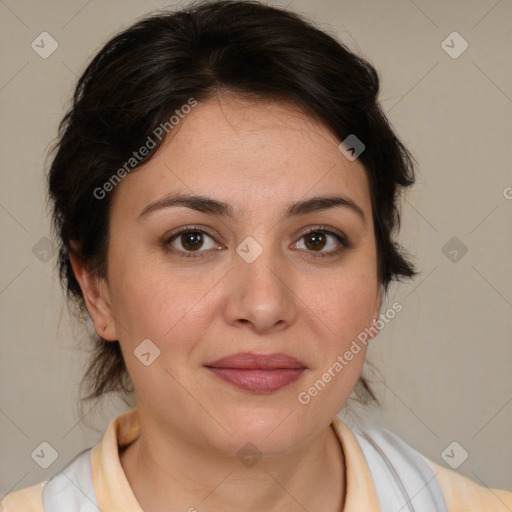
[183,232,203,250]
[306,232,325,251]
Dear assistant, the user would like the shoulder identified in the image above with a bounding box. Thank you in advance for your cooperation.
[1,446,96,512]
[333,416,512,511]
[424,457,512,512]
[1,482,45,512]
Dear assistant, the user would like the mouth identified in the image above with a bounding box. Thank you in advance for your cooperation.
[204,352,307,393]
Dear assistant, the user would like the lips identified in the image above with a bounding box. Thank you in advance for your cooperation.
[204,352,307,393]
[205,352,307,370]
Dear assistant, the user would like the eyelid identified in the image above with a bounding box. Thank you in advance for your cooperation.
[297,225,350,247]
[163,224,350,257]
[291,225,350,257]
[165,224,220,241]
[163,224,222,255]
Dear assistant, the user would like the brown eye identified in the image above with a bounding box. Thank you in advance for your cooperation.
[304,231,327,251]
[166,229,219,255]
[181,231,204,251]
[294,228,348,256]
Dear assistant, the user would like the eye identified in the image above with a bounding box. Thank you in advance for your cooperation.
[163,225,349,259]
[164,226,221,257]
[293,227,349,257]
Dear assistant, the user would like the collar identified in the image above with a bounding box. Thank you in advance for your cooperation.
[90,407,380,511]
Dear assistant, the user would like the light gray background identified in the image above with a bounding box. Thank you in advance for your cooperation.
[1,0,511,497]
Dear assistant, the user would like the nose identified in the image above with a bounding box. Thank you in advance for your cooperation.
[222,240,299,334]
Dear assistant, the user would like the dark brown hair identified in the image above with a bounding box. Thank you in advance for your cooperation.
[47,0,417,409]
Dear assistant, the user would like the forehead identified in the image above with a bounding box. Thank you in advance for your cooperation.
[111,94,372,221]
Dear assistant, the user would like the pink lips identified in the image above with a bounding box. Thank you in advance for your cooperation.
[204,352,307,393]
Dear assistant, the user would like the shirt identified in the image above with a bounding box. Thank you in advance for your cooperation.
[2,407,511,511]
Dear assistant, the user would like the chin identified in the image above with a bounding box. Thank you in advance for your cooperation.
[211,407,308,457]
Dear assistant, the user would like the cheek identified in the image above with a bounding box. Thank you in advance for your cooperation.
[306,271,377,344]
[108,256,219,347]
[108,266,215,397]
[295,273,375,415]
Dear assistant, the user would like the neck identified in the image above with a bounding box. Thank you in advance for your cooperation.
[120,413,346,512]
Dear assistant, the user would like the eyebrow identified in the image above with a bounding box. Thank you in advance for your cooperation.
[138,192,366,225]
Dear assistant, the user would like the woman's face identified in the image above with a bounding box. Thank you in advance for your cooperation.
[89,94,382,455]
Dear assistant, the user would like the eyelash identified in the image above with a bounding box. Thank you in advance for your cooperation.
[162,225,350,259]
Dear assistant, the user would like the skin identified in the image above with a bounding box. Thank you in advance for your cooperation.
[71,92,382,512]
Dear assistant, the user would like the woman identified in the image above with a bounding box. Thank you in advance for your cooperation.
[2,1,511,510]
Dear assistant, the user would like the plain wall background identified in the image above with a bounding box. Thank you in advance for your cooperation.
[1,0,511,497]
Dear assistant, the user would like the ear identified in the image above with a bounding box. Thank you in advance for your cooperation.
[68,247,118,341]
